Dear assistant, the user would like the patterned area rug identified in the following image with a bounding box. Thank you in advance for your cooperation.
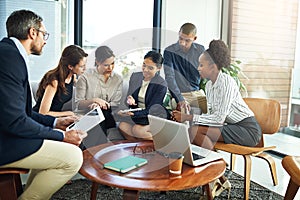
[51,170,283,200]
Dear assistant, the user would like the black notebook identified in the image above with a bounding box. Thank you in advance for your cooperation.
[103,155,147,173]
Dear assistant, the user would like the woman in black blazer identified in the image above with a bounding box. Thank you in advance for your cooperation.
[118,51,168,140]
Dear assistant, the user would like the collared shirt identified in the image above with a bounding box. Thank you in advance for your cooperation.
[137,80,150,108]
[75,68,123,109]
[163,42,205,102]
[193,72,253,124]
[10,37,36,105]
[9,37,58,128]
[10,37,29,66]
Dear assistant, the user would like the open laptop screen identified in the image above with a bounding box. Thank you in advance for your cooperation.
[148,115,223,166]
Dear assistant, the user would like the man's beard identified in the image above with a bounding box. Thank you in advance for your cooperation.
[31,43,43,55]
[180,45,189,53]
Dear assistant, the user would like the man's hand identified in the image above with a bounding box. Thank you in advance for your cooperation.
[55,115,79,130]
[176,101,190,113]
[63,130,87,146]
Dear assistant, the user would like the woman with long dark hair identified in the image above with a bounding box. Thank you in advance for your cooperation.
[33,45,88,117]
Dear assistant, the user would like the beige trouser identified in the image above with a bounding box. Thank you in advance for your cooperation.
[0,140,83,200]
[171,90,207,113]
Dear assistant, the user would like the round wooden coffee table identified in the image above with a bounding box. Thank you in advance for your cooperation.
[79,140,226,200]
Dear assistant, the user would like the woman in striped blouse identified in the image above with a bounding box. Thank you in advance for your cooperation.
[172,39,262,150]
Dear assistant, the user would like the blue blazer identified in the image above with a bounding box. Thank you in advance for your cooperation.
[0,38,64,166]
[126,72,168,121]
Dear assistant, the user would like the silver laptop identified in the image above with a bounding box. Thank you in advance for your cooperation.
[66,106,105,132]
[148,115,223,166]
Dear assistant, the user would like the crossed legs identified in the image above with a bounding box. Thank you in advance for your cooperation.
[0,140,83,200]
[189,125,224,150]
[119,122,152,141]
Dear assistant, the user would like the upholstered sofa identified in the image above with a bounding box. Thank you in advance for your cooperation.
[30,81,126,148]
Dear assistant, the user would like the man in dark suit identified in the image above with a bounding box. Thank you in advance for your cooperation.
[0,10,87,200]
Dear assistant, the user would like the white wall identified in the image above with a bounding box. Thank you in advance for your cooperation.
[161,0,222,50]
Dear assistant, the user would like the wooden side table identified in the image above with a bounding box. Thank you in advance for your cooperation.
[80,140,226,200]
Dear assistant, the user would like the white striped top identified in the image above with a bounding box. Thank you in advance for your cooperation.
[193,72,253,124]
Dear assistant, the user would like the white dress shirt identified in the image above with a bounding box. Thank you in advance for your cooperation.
[193,72,253,124]
[10,37,58,129]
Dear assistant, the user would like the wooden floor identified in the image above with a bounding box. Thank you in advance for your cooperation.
[219,131,300,199]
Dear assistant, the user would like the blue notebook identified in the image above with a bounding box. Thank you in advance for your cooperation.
[103,155,147,173]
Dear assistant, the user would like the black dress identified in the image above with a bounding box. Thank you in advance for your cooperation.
[33,76,74,112]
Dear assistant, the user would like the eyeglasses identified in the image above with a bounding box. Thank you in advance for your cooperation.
[37,29,50,41]
[133,144,155,155]
[142,64,157,71]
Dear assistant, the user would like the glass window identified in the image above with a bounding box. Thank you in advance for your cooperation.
[0,0,73,82]
[82,0,154,77]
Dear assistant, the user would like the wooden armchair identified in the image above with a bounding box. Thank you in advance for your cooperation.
[282,155,300,200]
[0,168,29,200]
[214,98,281,200]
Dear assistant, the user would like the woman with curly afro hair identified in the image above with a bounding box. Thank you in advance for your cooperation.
[172,39,262,198]
[173,39,261,150]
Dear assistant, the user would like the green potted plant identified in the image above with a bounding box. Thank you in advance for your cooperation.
[200,59,248,95]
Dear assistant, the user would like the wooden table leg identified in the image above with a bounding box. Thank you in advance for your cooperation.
[90,182,99,200]
[0,174,18,200]
[123,189,139,200]
[203,183,213,200]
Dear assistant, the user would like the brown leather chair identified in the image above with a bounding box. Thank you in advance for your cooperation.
[0,168,29,200]
[214,98,281,200]
[282,156,300,200]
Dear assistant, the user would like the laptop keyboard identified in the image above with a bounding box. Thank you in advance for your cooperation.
[192,153,205,160]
